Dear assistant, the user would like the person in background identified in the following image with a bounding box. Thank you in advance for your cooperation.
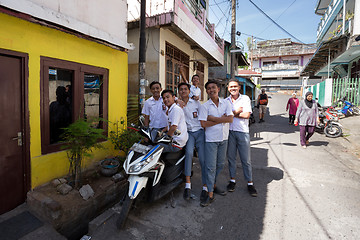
[294,91,320,149]
[141,81,168,141]
[179,66,201,101]
[286,92,299,125]
[177,82,206,201]
[198,80,233,207]
[257,89,268,122]
[225,79,257,197]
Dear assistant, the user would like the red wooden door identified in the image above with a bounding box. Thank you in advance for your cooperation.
[0,53,27,214]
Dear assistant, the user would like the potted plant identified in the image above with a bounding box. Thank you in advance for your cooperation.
[108,118,142,165]
[61,118,105,188]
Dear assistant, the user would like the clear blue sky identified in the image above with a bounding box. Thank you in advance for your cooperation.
[208,0,321,51]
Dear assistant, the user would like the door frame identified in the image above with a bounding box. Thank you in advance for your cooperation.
[0,48,30,197]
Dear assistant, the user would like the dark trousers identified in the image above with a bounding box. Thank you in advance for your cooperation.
[299,125,315,146]
[289,114,295,124]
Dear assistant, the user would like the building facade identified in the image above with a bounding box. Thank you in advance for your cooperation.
[0,0,131,214]
[252,38,319,90]
[127,0,224,119]
[302,0,360,79]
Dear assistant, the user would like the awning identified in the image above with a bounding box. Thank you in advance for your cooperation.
[301,34,349,76]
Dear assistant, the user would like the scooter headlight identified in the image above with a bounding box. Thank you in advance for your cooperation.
[128,154,155,173]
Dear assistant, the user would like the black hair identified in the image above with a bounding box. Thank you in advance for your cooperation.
[191,74,200,81]
[228,79,241,87]
[205,80,220,89]
[161,89,175,97]
[150,81,161,89]
[178,82,191,90]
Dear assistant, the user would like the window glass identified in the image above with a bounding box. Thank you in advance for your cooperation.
[48,68,73,144]
[283,59,298,65]
[84,74,102,128]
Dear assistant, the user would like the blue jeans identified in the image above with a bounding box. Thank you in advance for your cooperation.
[227,131,252,182]
[204,140,228,193]
[185,129,206,185]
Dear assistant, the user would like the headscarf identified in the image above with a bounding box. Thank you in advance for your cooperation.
[305,92,313,108]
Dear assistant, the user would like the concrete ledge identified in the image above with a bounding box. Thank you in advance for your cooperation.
[27,175,127,239]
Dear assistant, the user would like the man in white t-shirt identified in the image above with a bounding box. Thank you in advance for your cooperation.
[160,89,188,152]
[226,79,257,197]
[141,81,168,141]
[198,80,233,207]
[178,82,206,201]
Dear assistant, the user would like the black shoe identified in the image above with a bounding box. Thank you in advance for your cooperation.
[247,185,258,197]
[200,190,208,202]
[214,186,227,196]
[200,194,215,207]
[183,188,191,200]
[227,181,236,192]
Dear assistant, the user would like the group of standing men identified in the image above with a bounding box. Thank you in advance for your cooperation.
[141,71,257,207]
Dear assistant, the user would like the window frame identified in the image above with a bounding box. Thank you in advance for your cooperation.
[40,57,108,154]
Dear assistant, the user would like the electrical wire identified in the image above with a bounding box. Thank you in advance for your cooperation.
[248,0,304,43]
[210,0,230,6]
[257,0,297,36]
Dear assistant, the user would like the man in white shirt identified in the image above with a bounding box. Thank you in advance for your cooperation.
[141,81,168,141]
[178,82,206,201]
[198,80,233,207]
[226,79,257,197]
[160,89,188,152]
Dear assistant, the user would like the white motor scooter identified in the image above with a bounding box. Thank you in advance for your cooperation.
[116,118,185,229]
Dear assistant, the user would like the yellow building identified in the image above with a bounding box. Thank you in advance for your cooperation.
[0,1,131,214]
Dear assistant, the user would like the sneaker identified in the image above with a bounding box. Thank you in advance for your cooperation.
[200,190,208,202]
[227,181,236,192]
[200,194,215,207]
[247,185,258,197]
[214,186,227,196]
[302,145,307,149]
[183,188,191,200]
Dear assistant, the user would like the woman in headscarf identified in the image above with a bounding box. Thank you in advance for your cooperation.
[294,92,319,149]
[286,92,299,125]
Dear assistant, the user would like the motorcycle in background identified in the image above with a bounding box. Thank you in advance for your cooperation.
[316,107,343,138]
[336,96,360,117]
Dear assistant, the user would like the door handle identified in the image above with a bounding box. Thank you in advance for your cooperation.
[12,132,23,146]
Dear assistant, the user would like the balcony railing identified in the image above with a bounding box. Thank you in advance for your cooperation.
[260,63,303,71]
[181,0,223,50]
[316,0,343,41]
[253,44,316,58]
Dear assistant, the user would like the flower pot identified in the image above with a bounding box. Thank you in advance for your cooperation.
[100,158,120,177]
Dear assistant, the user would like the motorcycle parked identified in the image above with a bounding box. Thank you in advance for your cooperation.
[336,96,360,117]
[116,118,185,229]
[316,107,343,138]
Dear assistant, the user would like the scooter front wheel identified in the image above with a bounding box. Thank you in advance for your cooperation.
[324,125,342,138]
[116,194,133,229]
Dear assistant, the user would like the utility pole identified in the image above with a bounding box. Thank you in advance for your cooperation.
[230,0,236,79]
[138,0,146,116]
[250,35,253,71]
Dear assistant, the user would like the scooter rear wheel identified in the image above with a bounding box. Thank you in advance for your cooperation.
[353,107,360,115]
[324,125,342,138]
[116,194,133,229]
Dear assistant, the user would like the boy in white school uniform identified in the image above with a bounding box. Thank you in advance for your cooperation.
[179,66,201,101]
[226,79,257,197]
[198,80,233,207]
[160,89,188,152]
[177,82,206,201]
[142,81,168,141]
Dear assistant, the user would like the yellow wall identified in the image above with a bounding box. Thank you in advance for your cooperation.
[0,12,128,188]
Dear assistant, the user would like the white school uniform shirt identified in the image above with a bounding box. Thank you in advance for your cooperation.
[167,103,188,148]
[189,85,201,99]
[141,96,168,129]
[226,94,252,133]
[198,98,233,142]
[182,99,202,132]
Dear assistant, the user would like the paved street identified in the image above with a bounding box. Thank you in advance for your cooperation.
[90,93,360,240]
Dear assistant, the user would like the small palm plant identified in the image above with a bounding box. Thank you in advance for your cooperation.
[61,119,104,188]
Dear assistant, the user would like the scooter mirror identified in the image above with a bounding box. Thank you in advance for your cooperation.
[139,115,145,127]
